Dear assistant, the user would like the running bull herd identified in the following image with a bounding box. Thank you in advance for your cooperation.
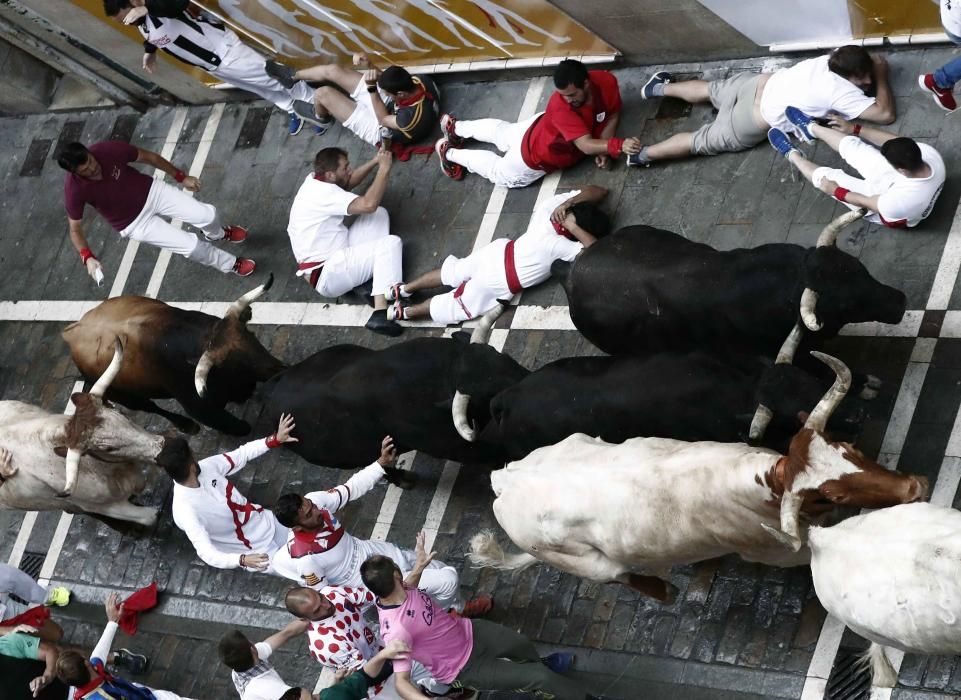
[2,211,958,686]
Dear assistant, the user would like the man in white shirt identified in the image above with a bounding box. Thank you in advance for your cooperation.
[159,414,299,579]
[273,439,492,619]
[918,0,961,112]
[768,109,945,229]
[287,147,403,337]
[218,620,308,700]
[387,187,609,324]
[627,45,895,166]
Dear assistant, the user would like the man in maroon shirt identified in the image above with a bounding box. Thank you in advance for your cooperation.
[58,140,255,283]
[434,60,639,188]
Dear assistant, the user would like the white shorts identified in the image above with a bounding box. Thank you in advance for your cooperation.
[342,77,391,147]
[429,243,513,324]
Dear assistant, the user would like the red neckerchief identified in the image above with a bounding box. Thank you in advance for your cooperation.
[225,483,263,549]
[552,220,577,241]
[394,79,433,108]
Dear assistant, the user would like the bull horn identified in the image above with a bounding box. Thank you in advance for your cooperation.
[803,351,851,433]
[761,490,804,551]
[452,391,475,441]
[748,405,774,442]
[58,448,82,498]
[469,302,506,345]
[89,339,124,398]
[776,323,804,365]
[194,351,214,398]
[799,288,822,332]
[815,208,866,247]
[225,273,274,319]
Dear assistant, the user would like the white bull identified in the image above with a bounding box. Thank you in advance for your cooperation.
[807,502,961,687]
[470,353,928,601]
[0,341,168,526]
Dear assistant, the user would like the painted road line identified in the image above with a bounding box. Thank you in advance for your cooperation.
[145,103,226,299]
[6,381,84,569]
[109,107,188,299]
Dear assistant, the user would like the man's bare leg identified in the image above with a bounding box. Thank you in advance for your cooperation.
[291,64,364,121]
[808,122,848,153]
[644,132,697,161]
[663,80,712,104]
[785,150,820,184]
[403,300,432,320]
[402,268,444,294]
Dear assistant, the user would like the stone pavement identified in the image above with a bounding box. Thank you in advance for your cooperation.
[2,45,961,699]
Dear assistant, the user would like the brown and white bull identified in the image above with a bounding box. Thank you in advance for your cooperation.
[0,342,170,526]
[62,276,284,436]
[469,353,927,601]
[803,502,961,687]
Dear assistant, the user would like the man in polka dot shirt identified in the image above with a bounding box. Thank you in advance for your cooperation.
[285,583,469,699]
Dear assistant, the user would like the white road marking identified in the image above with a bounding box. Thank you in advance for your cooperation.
[109,108,188,299]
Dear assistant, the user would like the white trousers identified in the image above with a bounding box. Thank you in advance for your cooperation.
[429,243,512,324]
[315,207,402,298]
[342,76,391,147]
[812,135,898,225]
[446,112,545,188]
[151,689,196,700]
[211,33,314,113]
[121,180,236,273]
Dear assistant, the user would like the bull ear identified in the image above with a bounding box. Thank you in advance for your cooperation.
[53,446,68,458]
[70,392,92,407]
[797,410,809,425]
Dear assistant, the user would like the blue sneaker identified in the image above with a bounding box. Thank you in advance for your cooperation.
[288,112,303,136]
[767,128,797,159]
[626,151,650,167]
[313,116,334,136]
[542,652,575,673]
[641,71,672,99]
[784,106,816,141]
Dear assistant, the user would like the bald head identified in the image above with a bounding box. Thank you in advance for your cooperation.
[285,586,334,621]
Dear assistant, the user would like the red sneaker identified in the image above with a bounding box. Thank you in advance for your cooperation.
[435,138,464,181]
[222,225,248,243]
[232,258,256,277]
[440,113,465,147]
[918,73,957,112]
[456,594,493,619]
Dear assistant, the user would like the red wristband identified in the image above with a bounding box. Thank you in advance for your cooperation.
[266,434,281,449]
[606,137,624,158]
[833,186,850,202]
[852,124,862,137]
[174,170,186,183]
[79,248,95,264]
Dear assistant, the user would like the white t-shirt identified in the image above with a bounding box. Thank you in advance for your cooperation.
[877,143,946,228]
[511,190,585,287]
[760,55,876,135]
[233,642,292,700]
[287,174,359,265]
[942,0,961,38]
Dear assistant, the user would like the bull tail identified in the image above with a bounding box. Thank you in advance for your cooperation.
[468,530,539,573]
[857,643,897,688]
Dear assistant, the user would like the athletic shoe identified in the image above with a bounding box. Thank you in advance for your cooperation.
[784,106,816,141]
[457,595,493,618]
[542,652,575,673]
[222,225,248,243]
[918,73,957,112]
[232,258,256,277]
[626,151,650,167]
[767,128,797,159]
[112,648,149,675]
[641,71,672,99]
[384,283,409,302]
[365,310,403,337]
[44,586,70,607]
[435,138,464,180]
[313,118,334,136]
[288,112,304,136]
[440,113,465,147]
[265,59,297,89]
[386,299,407,321]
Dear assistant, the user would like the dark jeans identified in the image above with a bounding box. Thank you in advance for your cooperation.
[454,619,588,700]
[934,27,961,89]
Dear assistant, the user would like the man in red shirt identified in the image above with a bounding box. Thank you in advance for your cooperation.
[58,140,255,284]
[435,59,639,188]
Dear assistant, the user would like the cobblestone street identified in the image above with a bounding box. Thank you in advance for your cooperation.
[3,44,961,699]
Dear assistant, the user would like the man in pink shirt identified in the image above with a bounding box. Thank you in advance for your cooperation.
[361,537,591,700]
[58,140,256,284]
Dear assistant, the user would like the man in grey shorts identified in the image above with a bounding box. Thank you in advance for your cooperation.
[627,45,895,166]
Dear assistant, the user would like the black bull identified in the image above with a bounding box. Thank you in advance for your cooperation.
[476,351,870,461]
[552,225,907,359]
[258,335,528,485]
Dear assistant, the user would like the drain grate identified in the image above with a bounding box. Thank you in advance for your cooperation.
[825,647,872,700]
[18,551,45,581]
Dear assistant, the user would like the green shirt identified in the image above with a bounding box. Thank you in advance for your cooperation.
[319,670,375,700]
[0,632,40,660]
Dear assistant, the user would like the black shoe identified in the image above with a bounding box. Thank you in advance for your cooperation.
[366,310,403,337]
[113,648,149,675]
[265,59,297,89]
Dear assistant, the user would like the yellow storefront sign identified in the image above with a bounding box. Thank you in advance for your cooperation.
[847,0,941,38]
